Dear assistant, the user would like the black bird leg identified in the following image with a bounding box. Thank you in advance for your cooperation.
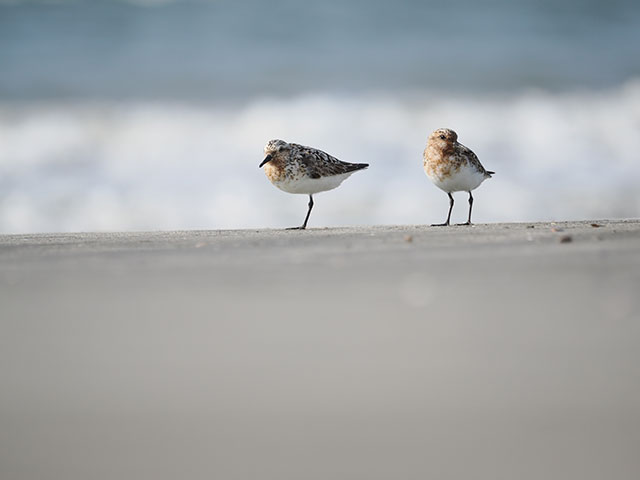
[287,195,314,230]
[432,192,454,226]
[457,191,473,226]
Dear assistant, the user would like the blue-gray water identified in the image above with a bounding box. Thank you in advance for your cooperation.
[1,0,639,232]
[2,0,640,99]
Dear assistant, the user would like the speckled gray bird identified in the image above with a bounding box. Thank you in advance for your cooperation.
[259,139,368,229]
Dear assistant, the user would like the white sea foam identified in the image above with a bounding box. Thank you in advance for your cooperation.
[1,83,639,233]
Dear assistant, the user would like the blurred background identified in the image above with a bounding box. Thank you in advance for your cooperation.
[1,0,639,233]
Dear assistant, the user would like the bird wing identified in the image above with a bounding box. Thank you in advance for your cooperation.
[293,144,369,177]
[458,143,492,176]
[299,153,322,179]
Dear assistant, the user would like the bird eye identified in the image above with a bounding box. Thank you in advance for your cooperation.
[439,134,446,140]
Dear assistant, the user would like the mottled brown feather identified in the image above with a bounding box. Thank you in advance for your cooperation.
[423,128,494,182]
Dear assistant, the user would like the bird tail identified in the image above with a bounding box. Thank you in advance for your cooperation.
[486,170,495,177]
[347,163,369,172]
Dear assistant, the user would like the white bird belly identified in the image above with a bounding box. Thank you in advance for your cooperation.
[273,172,354,194]
[427,165,487,193]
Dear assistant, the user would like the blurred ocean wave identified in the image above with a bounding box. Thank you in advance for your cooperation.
[2,83,639,233]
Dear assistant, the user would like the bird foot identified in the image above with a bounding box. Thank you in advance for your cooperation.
[286,226,306,230]
[431,222,450,227]
[455,222,472,226]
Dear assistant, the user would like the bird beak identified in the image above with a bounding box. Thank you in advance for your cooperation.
[259,154,272,168]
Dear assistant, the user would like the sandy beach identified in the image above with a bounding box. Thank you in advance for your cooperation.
[1,220,639,480]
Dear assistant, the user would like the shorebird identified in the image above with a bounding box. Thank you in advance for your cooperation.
[423,128,494,226]
[259,139,368,229]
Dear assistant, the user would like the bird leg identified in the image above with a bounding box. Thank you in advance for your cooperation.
[432,192,454,227]
[456,191,473,226]
[287,195,314,230]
